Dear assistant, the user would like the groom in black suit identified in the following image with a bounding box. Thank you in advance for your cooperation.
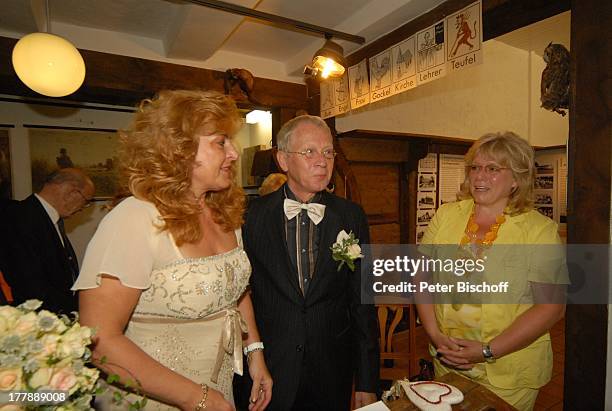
[240,115,379,410]
[0,168,94,313]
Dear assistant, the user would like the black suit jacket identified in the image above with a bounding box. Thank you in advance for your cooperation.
[0,195,77,314]
[240,188,379,410]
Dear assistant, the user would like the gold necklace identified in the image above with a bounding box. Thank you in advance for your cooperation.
[460,209,506,252]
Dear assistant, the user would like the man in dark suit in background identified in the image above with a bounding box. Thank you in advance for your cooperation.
[239,116,379,410]
[0,168,94,313]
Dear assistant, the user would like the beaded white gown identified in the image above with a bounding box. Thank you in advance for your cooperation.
[73,198,251,410]
[97,245,251,410]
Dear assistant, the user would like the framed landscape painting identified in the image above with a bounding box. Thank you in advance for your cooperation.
[28,127,120,197]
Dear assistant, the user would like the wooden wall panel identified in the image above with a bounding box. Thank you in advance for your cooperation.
[370,223,400,244]
[350,163,399,220]
[563,0,611,408]
[338,138,411,163]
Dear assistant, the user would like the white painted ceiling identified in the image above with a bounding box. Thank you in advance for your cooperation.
[0,0,446,83]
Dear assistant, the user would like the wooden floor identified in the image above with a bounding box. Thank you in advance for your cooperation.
[409,318,565,410]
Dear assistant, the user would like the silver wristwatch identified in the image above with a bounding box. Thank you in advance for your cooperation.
[482,343,496,363]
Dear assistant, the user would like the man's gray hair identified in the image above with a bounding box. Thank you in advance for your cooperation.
[276,115,331,151]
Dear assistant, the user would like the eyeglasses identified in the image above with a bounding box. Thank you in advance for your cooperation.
[468,164,509,176]
[283,148,337,160]
[74,189,93,208]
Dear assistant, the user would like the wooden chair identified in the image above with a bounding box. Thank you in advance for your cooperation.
[377,304,418,381]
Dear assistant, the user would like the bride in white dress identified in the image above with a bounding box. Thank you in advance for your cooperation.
[73,90,272,411]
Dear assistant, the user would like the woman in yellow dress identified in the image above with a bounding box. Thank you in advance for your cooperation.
[416,132,568,410]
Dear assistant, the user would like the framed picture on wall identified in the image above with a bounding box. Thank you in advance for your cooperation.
[0,128,12,200]
[28,127,120,198]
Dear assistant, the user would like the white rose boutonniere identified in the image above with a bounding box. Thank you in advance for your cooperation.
[331,230,363,271]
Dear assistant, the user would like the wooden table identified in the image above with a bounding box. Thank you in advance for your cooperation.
[385,373,518,411]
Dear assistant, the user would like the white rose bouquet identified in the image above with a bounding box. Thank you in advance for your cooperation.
[0,300,100,410]
[331,230,363,271]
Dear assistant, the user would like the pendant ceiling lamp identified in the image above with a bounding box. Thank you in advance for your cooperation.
[184,0,364,79]
[11,0,85,97]
[309,36,346,79]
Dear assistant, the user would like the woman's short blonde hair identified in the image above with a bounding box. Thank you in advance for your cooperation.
[258,173,287,196]
[458,131,535,215]
[119,89,245,245]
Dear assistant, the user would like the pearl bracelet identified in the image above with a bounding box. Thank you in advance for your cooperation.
[243,341,264,356]
[194,383,208,411]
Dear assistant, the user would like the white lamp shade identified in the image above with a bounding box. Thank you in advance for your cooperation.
[246,110,271,124]
[12,32,86,97]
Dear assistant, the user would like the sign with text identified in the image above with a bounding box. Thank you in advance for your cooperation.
[320,75,350,119]
[446,1,483,73]
[369,48,393,103]
[390,36,418,96]
[416,19,447,86]
[320,0,483,117]
[348,59,370,110]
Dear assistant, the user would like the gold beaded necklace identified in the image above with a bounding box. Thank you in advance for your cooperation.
[460,207,506,254]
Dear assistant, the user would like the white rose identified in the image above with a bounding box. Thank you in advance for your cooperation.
[336,230,350,243]
[49,367,78,394]
[55,319,68,334]
[0,317,9,336]
[76,366,100,391]
[36,334,61,359]
[0,306,20,333]
[347,244,363,259]
[29,367,53,388]
[0,368,22,390]
[58,325,91,358]
[14,312,38,336]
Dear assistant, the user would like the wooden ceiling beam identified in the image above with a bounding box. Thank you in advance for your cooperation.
[0,36,308,109]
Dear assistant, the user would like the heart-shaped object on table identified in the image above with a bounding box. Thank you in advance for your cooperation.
[400,380,464,411]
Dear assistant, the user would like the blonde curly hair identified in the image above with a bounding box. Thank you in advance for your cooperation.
[118,89,245,245]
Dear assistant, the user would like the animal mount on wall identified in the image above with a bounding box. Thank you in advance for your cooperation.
[540,42,570,116]
[224,68,254,102]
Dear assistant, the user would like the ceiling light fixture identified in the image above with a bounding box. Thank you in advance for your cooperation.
[11,0,85,97]
[246,110,271,125]
[305,35,346,79]
[182,0,363,79]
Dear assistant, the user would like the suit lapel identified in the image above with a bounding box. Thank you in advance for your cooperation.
[29,196,65,254]
[305,191,337,298]
[268,189,304,299]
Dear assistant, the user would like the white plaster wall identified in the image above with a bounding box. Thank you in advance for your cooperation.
[527,13,571,147]
[250,117,273,148]
[337,39,529,140]
[336,12,570,147]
